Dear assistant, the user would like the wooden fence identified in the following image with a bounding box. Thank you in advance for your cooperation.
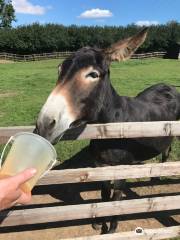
[0,51,166,62]
[131,51,166,59]
[0,121,180,240]
[0,51,74,62]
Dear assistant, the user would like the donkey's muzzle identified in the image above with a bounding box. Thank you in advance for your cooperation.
[34,117,57,139]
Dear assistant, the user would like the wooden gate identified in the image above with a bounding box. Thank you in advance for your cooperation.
[0,121,180,239]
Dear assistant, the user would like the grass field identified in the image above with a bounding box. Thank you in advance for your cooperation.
[0,58,180,162]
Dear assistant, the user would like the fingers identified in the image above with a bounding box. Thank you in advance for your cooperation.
[11,168,37,186]
[0,169,37,210]
[0,189,22,210]
[17,191,32,205]
[13,169,37,205]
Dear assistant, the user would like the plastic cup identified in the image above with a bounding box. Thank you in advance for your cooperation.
[0,132,57,192]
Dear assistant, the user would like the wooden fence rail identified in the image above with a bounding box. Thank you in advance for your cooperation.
[0,51,74,62]
[62,226,180,240]
[0,121,180,144]
[1,195,180,227]
[0,51,167,62]
[38,162,180,185]
[131,51,166,59]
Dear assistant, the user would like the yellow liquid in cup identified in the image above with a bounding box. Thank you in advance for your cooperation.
[0,172,31,193]
[0,132,57,192]
[0,153,40,192]
[0,155,55,192]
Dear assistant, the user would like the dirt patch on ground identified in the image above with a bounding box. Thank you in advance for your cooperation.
[0,91,18,98]
[0,178,179,240]
[0,60,14,64]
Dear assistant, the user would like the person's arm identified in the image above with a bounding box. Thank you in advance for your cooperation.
[0,168,37,210]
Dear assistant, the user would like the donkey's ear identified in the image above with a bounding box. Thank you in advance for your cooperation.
[104,28,148,62]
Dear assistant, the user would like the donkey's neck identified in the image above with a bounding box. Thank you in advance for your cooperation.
[98,82,126,123]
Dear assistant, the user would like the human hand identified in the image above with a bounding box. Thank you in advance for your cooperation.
[0,168,37,210]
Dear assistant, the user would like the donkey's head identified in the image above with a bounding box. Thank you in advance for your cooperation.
[35,28,148,143]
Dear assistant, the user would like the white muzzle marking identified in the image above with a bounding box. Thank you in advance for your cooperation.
[37,90,76,142]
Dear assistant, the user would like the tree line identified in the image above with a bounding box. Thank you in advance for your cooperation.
[0,21,179,54]
[0,0,15,28]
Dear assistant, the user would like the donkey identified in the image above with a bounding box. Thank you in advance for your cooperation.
[34,28,180,233]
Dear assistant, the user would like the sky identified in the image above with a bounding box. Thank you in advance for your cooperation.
[11,0,180,27]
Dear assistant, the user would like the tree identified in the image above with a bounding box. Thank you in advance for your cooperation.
[0,0,15,28]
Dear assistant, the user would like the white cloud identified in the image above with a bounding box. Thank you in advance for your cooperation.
[12,0,51,15]
[78,8,113,19]
[136,20,159,26]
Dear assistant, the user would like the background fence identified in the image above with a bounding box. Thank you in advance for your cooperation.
[0,121,180,239]
[0,51,73,62]
[131,51,167,59]
[0,51,167,62]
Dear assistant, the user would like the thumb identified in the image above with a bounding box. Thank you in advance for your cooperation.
[11,168,37,186]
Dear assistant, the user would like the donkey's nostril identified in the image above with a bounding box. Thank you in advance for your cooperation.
[49,119,56,128]
[33,126,39,134]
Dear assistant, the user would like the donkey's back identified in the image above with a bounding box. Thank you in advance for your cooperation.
[136,83,180,120]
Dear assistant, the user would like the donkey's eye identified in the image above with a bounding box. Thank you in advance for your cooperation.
[86,71,99,79]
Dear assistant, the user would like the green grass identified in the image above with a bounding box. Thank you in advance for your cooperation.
[0,59,180,162]
[0,59,60,126]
